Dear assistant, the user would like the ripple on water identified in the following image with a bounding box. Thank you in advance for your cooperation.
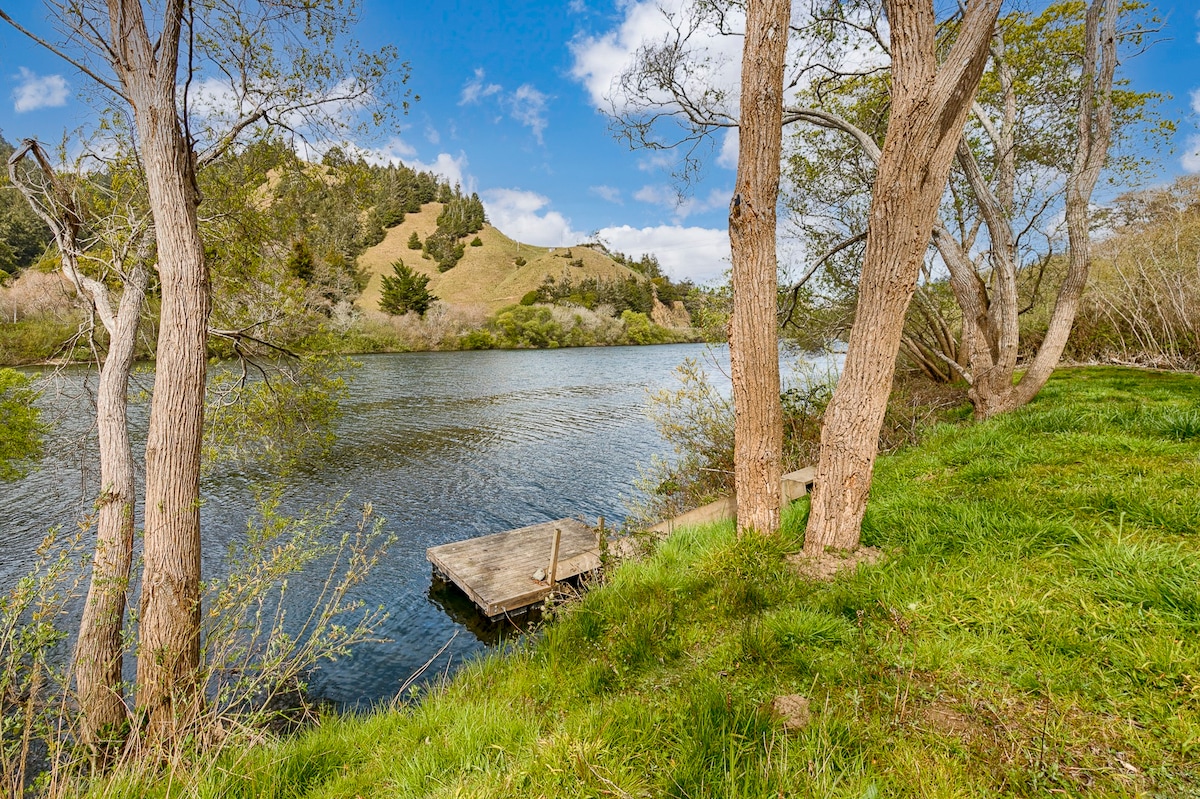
[1,344,821,706]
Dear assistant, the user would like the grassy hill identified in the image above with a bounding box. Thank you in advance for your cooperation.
[357,203,646,314]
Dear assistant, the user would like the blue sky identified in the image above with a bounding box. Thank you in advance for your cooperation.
[2,1,1199,284]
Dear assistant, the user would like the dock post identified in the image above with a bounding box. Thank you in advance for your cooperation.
[548,526,563,587]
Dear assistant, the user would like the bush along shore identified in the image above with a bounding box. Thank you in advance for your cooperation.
[92,366,1200,797]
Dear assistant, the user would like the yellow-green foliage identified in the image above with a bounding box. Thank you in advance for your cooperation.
[0,368,44,481]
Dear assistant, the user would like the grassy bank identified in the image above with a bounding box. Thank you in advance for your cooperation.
[98,367,1200,797]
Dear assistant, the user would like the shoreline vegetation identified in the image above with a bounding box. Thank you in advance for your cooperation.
[1,135,717,369]
[87,365,1200,797]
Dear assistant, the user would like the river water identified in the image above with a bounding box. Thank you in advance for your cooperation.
[4,344,753,705]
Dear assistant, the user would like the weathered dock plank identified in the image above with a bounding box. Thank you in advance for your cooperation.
[646,466,816,536]
[427,518,600,619]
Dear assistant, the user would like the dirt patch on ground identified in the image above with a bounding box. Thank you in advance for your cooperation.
[920,701,987,739]
[771,694,812,731]
[788,546,885,580]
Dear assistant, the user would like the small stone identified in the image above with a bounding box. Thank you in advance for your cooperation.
[533,568,546,582]
[773,694,811,731]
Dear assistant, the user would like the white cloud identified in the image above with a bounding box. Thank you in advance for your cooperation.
[569,0,587,12]
[348,137,418,163]
[637,152,676,173]
[717,128,739,170]
[569,0,743,114]
[346,141,471,188]
[187,77,244,121]
[635,184,728,221]
[596,224,729,284]
[13,68,68,112]
[425,126,441,145]
[1191,88,1200,115]
[509,84,550,144]
[480,185,731,282]
[569,0,887,164]
[1182,134,1200,174]
[590,185,622,203]
[460,69,550,144]
[410,153,471,188]
[481,188,586,246]
[460,68,503,105]
[187,75,369,137]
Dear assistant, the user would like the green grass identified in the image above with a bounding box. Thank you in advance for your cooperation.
[95,366,1200,798]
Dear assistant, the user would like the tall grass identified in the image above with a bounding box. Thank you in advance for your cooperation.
[90,366,1200,797]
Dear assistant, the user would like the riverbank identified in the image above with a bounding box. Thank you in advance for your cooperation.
[95,366,1200,797]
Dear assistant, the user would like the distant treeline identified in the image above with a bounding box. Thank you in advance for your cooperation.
[527,250,700,318]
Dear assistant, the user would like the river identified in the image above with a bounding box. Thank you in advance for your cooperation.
[0,345,840,705]
[1,343,828,706]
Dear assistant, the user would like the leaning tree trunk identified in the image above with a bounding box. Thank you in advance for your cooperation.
[106,0,210,745]
[6,141,149,751]
[804,0,1001,555]
[728,0,790,535]
[1009,0,1116,408]
[938,0,1116,418]
[76,262,147,752]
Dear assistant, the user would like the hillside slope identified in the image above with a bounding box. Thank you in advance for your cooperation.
[357,203,646,313]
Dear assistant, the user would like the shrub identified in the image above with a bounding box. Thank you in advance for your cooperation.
[514,256,527,267]
[423,231,465,272]
[534,274,654,315]
[469,236,483,247]
[620,310,672,345]
[406,231,422,250]
[630,358,964,524]
[492,305,566,348]
[459,329,497,350]
[519,290,539,306]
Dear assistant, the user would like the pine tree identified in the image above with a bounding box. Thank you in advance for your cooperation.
[286,239,316,282]
[379,259,436,316]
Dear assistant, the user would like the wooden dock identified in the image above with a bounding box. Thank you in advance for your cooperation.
[427,467,818,619]
[427,518,601,619]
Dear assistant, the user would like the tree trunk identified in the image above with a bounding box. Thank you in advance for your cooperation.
[804,0,1001,555]
[6,140,150,751]
[105,0,210,743]
[75,262,147,752]
[728,0,790,535]
[132,103,208,744]
[1009,0,1116,408]
[942,0,1117,418]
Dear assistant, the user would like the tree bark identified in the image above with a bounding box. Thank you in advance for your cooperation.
[728,0,790,535]
[6,141,149,750]
[1009,0,1116,408]
[105,0,211,743]
[804,0,1001,555]
[937,0,1117,419]
[76,261,147,751]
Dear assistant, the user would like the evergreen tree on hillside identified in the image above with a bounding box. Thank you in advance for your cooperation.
[0,137,53,275]
[379,259,436,317]
[286,239,315,282]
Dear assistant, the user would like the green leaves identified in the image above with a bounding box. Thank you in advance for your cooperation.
[378,259,436,317]
[0,368,44,481]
